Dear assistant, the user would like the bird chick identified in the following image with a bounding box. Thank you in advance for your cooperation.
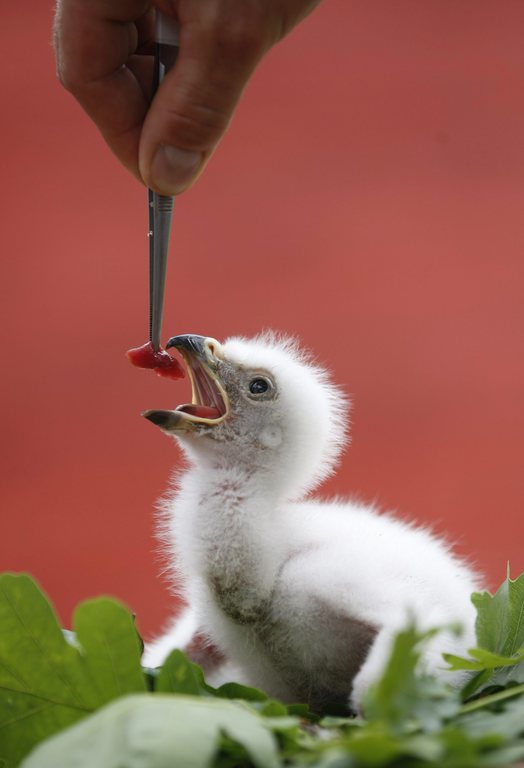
[143,333,481,714]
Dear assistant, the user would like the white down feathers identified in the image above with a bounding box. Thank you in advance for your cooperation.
[145,333,481,713]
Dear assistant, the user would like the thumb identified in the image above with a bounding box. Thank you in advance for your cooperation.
[138,10,273,194]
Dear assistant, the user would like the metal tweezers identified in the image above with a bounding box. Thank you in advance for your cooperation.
[149,12,179,351]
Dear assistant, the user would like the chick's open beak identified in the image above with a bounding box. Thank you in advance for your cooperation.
[142,335,229,432]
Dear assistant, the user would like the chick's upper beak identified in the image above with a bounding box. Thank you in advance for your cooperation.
[166,334,224,366]
[166,334,208,356]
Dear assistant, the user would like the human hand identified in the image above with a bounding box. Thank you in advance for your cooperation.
[54,0,321,194]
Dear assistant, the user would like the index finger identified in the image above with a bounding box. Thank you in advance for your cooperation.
[54,0,154,178]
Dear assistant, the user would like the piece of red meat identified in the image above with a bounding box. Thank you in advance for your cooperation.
[127,341,185,380]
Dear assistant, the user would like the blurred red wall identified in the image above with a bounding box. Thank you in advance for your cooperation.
[1,1,523,642]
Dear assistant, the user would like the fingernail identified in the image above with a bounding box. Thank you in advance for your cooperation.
[151,145,203,194]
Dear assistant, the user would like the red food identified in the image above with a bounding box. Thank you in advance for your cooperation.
[126,342,185,380]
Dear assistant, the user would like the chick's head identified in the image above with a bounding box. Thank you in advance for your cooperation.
[144,333,350,499]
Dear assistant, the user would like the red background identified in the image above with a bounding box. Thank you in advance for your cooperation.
[1,1,523,642]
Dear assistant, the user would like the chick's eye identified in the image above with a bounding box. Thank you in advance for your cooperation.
[249,378,270,395]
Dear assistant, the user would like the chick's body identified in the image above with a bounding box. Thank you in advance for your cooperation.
[145,334,480,713]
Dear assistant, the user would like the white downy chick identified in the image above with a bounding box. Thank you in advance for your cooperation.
[143,333,481,714]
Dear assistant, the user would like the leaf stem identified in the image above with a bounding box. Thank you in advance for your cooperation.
[459,683,524,715]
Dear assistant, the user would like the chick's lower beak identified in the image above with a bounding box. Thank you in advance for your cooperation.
[142,409,187,430]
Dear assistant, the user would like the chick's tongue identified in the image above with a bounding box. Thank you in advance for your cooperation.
[180,404,221,419]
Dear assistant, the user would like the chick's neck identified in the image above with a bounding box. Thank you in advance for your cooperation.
[184,462,289,624]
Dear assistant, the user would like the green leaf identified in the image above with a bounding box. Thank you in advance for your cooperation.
[489,662,524,689]
[155,649,211,696]
[0,573,146,766]
[444,647,524,672]
[21,694,281,768]
[448,572,524,696]
[469,648,524,667]
[472,570,524,657]
[287,702,319,719]
[329,724,446,766]
[3,570,524,768]
[215,681,269,702]
[444,655,484,671]
[258,700,289,717]
[470,693,524,738]
[362,625,460,734]
[154,653,291,718]
[460,683,524,716]
[460,669,495,701]
[73,597,147,704]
